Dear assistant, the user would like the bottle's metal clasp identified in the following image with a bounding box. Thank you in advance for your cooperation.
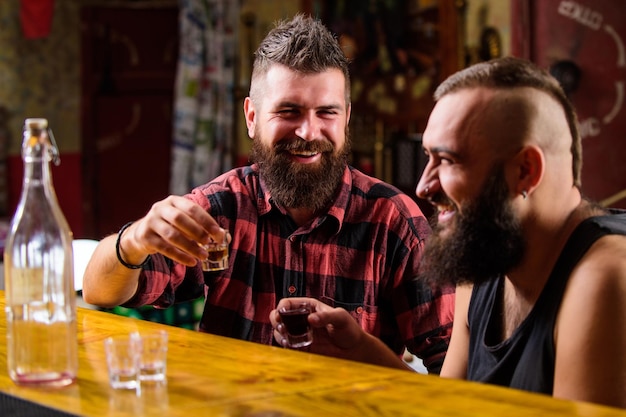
[47,128,61,166]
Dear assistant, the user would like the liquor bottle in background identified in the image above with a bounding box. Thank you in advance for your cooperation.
[4,118,78,387]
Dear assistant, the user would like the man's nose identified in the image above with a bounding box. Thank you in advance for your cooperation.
[416,166,437,200]
[295,113,321,141]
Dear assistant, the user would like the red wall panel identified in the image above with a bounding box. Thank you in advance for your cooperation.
[512,0,626,207]
[7,153,84,238]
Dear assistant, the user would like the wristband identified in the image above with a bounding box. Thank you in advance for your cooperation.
[115,222,151,269]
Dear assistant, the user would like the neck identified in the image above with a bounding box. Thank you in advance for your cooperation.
[506,196,604,305]
[286,207,317,227]
[499,200,589,338]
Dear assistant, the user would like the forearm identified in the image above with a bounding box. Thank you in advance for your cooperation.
[353,333,414,371]
[81,234,142,307]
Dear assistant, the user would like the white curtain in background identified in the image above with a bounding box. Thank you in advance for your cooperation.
[170,0,239,195]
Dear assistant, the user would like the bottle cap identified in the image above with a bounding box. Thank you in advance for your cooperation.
[22,118,60,165]
[25,118,48,130]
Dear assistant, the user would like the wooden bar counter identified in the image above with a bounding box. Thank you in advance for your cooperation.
[0,291,624,416]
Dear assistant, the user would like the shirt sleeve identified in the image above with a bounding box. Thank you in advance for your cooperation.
[393,216,455,375]
[121,253,205,309]
[404,277,455,374]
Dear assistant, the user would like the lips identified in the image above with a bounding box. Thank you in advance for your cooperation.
[437,207,456,224]
[432,196,457,225]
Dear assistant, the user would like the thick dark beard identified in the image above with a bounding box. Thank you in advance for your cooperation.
[419,166,525,286]
[250,130,350,212]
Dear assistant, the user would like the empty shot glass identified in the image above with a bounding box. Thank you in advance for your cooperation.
[137,330,168,383]
[104,333,141,391]
[201,232,229,271]
[278,302,313,348]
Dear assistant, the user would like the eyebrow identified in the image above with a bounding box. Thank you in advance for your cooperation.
[428,146,462,159]
[276,101,343,111]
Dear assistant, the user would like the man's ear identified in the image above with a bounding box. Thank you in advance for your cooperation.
[243,97,256,139]
[513,145,544,196]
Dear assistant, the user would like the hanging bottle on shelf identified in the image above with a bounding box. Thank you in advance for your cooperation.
[4,118,78,387]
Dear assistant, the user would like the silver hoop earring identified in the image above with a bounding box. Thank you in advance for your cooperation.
[521,190,528,199]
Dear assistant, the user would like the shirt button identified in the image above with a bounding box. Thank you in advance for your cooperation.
[356,306,363,314]
[288,285,296,294]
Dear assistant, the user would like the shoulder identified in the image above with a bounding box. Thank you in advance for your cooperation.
[553,228,626,406]
[563,209,626,292]
[185,166,259,208]
[349,166,406,199]
[568,232,626,294]
[210,165,258,188]
[349,167,425,217]
[558,231,626,332]
[348,167,431,239]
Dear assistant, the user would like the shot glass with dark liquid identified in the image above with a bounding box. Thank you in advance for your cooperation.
[278,302,313,348]
[201,233,229,271]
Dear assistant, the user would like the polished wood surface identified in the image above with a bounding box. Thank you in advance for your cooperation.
[0,292,624,416]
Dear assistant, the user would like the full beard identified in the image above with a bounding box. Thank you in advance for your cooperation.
[419,165,526,287]
[250,130,350,212]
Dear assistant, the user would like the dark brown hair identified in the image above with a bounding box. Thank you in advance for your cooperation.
[250,13,351,106]
[434,56,582,187]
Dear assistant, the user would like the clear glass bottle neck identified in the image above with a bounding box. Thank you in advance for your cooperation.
[23,159,53,190]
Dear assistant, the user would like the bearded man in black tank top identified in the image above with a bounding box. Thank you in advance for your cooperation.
[270,57,626,409]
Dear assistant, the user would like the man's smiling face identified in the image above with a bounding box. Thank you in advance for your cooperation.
[245,64,351,210]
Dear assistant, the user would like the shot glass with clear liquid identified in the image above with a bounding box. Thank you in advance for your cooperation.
[201,232,229,271]
[137,330,168,383]
[104,333,141,391]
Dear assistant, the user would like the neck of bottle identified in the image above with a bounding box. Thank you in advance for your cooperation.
[21,137,57,202]
[19,148,63,222]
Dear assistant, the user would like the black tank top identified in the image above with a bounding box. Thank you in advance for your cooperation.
[467,211,626,394]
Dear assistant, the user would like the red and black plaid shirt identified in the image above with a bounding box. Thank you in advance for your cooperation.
[126,165,455,373]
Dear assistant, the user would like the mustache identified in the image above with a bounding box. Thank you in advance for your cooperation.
[273,138,334,154]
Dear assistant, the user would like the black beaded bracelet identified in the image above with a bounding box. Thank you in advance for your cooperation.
[115,222,151,269]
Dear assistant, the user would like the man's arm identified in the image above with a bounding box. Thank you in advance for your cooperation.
[82,195,225,307]
[440,284,472,379]
[82,233,142,307]
[553,235,626,408]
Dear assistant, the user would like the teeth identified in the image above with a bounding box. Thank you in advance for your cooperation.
[289,150,318,157]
